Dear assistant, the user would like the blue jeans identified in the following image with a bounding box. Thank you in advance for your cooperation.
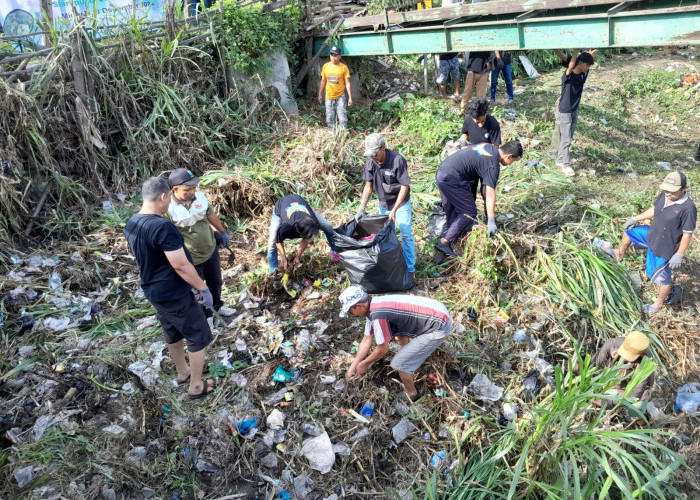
[378,200,416,273]
[268,208,337,273]
[490,63,513,101]
[325,95,347,129]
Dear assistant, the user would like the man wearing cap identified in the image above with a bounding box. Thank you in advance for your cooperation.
[555,49,595,177]
[612,171,696,315]
[589,331,655,413]
[318,46,353,130]
[355,133,416,278]
[125,177,214,399]
[165,168,234,325]
[267,194,340,274]
[339,285,452,401]
[435,140,523,257]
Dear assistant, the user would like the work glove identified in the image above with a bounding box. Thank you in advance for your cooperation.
[217,232,230,247]
[487,218,498,235]
[354,209,365,223]
[496,57,505,69]
[623,218,638,230]
[668,254,683,269]
[197,288,214,309]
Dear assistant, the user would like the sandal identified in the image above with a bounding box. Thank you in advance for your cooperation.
[560,166,576,177]
[643,304,660,315]
[188,380,214,400]
[176,374,191,385]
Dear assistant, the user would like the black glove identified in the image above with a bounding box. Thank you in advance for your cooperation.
[496,58,505,70]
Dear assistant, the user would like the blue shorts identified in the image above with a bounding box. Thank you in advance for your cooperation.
[437,57,460,84]
[625,226,671,285]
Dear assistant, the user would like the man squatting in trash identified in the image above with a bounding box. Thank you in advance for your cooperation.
[125,178,214,399]
[355,133,416,279]
[164,168,235,328]
[267,194,340,274]
[435,140,522,257]
[611,171,696,315]
[339,285,451,401]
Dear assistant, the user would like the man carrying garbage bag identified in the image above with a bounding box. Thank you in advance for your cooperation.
[355,133,416,281]
[611,172,696,315]
[268,194,340,274]
[124,178,213,399]
[435,140,522,257]
[339,285,452,401]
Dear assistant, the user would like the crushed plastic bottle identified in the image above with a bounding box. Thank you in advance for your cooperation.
[592,237,614,256]
[360,400,374,419]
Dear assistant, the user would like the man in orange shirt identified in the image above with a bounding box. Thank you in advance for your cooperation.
[318,46,353,130]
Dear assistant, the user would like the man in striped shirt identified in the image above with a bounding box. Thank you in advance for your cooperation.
[339,285,452,400]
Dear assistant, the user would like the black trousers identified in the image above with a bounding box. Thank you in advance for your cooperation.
[194,248,223,317]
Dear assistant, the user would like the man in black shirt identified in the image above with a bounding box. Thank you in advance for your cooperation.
[459,98,501,147]
[267,194,339,274]
[124,177,214,399]
[355,133,415,276]
[612,172,696,315]
[434,140,522,256]
[555,49,595,176]
[460,51,491,114]
[437,52,461,102]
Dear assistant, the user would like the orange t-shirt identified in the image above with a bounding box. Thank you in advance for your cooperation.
[322,62,350,100]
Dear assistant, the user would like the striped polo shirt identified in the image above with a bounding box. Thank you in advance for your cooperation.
[364,295,452,345]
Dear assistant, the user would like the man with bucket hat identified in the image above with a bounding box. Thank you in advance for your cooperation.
[338,285,452,401]
[611,171,696,315]
[590,331,656,414]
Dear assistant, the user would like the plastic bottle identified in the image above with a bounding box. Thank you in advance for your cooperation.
[360,400,374,418]
[592,237,613,255]
[102,201,114,215]
[301,423,323,436]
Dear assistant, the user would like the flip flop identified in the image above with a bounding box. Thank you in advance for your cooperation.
[176,374,191,385]
[643,304,660,315]
[188,381,213,400]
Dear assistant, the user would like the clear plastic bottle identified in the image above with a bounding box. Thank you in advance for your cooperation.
[360,400,374,418]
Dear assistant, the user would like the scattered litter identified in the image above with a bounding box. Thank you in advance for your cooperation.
[294,474,315,498]
[243,301,260,309]
[18,345,35,357]
[237,418,258,436]
[136,316,157,330]
[32,410,80,442]
[49,271,62,290]
[102,425,126,435]
[360,400,374,418]
[301,423,324,436]
[430,450,446,469]
[195,458,217,473]
[102,485,116,500]
[349,428,370,442]
[301,432,335,474]
[513,329,527,342]
[656,161,672,171]
[599,117,608,125]
[231,373,248,388]
[332,442,351,456]
[14,465,34,487]
[504,108,517,121]
[125,446,147,466]
[502,403,519,421]
[267,410,286,430]
[272,365,299,383]
[345,409,370,424]
[522,369,541,397]
[392,418,417,444]
[319,374,336,384]
[43,316,71,332]
[128,361,159,390]
[675,383,700,414]
[261,453,279,468]
[264,388,289,405]
[468,374,504,402]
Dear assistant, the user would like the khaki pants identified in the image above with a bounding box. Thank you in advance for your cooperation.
[460,71,488,113]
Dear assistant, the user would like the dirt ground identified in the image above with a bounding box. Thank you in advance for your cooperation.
[1,49,700,500]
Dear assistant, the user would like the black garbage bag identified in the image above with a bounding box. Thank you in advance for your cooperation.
[333,214,413,293]
[428,202,447,240]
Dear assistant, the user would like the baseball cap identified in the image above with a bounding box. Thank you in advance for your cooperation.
[617,331,649,362]
[169,168,199,187]
[329,46,341,55]
[658,171,686,192]
[338,285,368,317]
[364,133,386,157]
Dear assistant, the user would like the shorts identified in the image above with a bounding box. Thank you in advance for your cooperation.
[625,226,671,285]
[437,57,460,84]
[153,293,212,352]
[390,322,451,374]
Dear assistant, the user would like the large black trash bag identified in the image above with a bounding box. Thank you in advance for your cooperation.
[428,202,447,240]
[333,214,414,293]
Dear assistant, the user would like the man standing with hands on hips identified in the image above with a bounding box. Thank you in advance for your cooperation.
[355,133,416,281]
[318,46,353,130]
[125,178,214,399]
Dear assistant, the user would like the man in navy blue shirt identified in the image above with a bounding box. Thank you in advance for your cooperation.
[612,172,696,315]
[434,141,522,257]
[555,50,595,177]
